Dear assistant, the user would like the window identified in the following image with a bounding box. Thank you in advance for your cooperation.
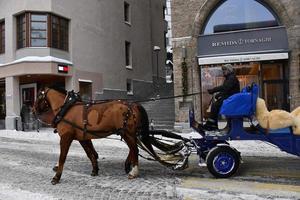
[126,79,133,95]
[30,14,47,47]
[16,12,69,51]
[202,0,279,34]
[0,21,4,54]
[17,14,26,49]
[125,41,132,68]
[51,15,69,51]
[124,2,130,23]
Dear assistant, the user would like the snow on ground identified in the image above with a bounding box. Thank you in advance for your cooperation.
[0,183,55,200]
[0,128,127,148]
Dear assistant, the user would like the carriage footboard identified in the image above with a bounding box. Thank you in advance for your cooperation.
[137,130,192,170]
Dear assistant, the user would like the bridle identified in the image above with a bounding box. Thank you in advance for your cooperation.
[35,88,51,115]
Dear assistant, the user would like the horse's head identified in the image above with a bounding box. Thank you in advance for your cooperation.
[33,87,51,116]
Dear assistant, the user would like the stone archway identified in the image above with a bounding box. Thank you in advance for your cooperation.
[190,0,300,113]
[190,0,297,119]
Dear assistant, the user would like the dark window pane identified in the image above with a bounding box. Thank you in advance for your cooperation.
[125,41,131,66]
[31,38,47,47]
[0,21,4,53]
[51,15,69,51]
[17,14,26,49]
[124,2,130,22]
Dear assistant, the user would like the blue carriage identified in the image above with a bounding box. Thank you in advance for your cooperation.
[188,83,300,178]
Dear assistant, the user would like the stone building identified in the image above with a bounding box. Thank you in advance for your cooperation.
[171,0,300,125]
[0,0,167,129]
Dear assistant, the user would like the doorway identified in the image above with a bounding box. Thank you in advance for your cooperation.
[79,81,92,101]
[20,83,37,107]
[261,63,288,110]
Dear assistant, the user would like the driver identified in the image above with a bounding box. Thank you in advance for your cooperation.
[203,64,240,131]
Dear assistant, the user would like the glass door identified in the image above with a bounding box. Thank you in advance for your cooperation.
[20,83,37,107]
[261,63,288,110]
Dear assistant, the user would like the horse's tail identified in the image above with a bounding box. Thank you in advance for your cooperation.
[136,104,158,158]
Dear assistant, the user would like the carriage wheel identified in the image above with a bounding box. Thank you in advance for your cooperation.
[206,146,240,178]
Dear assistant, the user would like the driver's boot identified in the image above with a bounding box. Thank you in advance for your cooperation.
[203,118,218,131]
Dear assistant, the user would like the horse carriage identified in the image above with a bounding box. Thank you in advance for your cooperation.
[33,84,300,184]
[145,83,300,178]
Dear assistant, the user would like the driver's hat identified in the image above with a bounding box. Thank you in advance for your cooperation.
[222,64,234,73]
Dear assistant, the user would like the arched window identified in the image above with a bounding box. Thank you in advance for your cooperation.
[202,0,280,34]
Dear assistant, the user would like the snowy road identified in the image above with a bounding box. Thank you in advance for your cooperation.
[0,129,299,200]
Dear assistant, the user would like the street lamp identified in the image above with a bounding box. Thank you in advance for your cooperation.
[153,45,161,96]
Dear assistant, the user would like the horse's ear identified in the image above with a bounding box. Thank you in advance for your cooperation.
[38,86,45,93]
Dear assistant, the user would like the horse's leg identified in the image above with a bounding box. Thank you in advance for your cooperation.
[124,156,131,174]
[79,140,99,176]
[122,133,139,179]
[53,139,99,173]
[51,134,73,185]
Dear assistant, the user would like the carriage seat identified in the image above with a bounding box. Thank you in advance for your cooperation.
[219,83,258,117]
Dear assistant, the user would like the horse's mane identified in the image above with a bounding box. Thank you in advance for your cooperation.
[48,85,67,95]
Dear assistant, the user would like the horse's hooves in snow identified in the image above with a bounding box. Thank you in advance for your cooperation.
[51,178,59,185]
[91,170,98,176]
[53,166,58,172]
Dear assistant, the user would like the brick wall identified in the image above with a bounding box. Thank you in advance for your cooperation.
[172,0,300,122]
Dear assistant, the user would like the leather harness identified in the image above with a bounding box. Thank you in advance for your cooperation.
[42,89,133,138]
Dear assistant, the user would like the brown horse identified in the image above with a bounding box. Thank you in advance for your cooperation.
[33,87,156,185]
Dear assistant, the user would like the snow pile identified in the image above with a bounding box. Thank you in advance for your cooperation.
[0,56,72,67]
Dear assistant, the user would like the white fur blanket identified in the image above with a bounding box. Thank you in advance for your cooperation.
[255,98,300,135]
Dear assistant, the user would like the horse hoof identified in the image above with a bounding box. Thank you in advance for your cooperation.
[128,174,137,179]
[53,166,58,172]
[51,178,59,185]
[91,171,98,176]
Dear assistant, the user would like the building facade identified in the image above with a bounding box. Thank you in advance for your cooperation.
[172,0,300,124]
[0,0,167,129]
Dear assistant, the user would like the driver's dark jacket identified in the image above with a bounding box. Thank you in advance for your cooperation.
[210,73,240,101]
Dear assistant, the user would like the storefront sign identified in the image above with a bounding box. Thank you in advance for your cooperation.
[57,64,69,73]
[198,52,289,65]
[197,26,289,65]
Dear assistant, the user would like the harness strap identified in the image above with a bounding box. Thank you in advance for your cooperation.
[61,118,115,137]
[52,90,81,127]
[82,103,91,137]
[59,103,133,138]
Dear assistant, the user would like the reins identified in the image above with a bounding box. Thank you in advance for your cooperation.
[135,91,201,103]
[93,91,202,104]
[35,88,201,138]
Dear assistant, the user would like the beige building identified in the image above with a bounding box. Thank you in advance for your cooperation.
[171,0,300,124]
[0,0,167,129]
